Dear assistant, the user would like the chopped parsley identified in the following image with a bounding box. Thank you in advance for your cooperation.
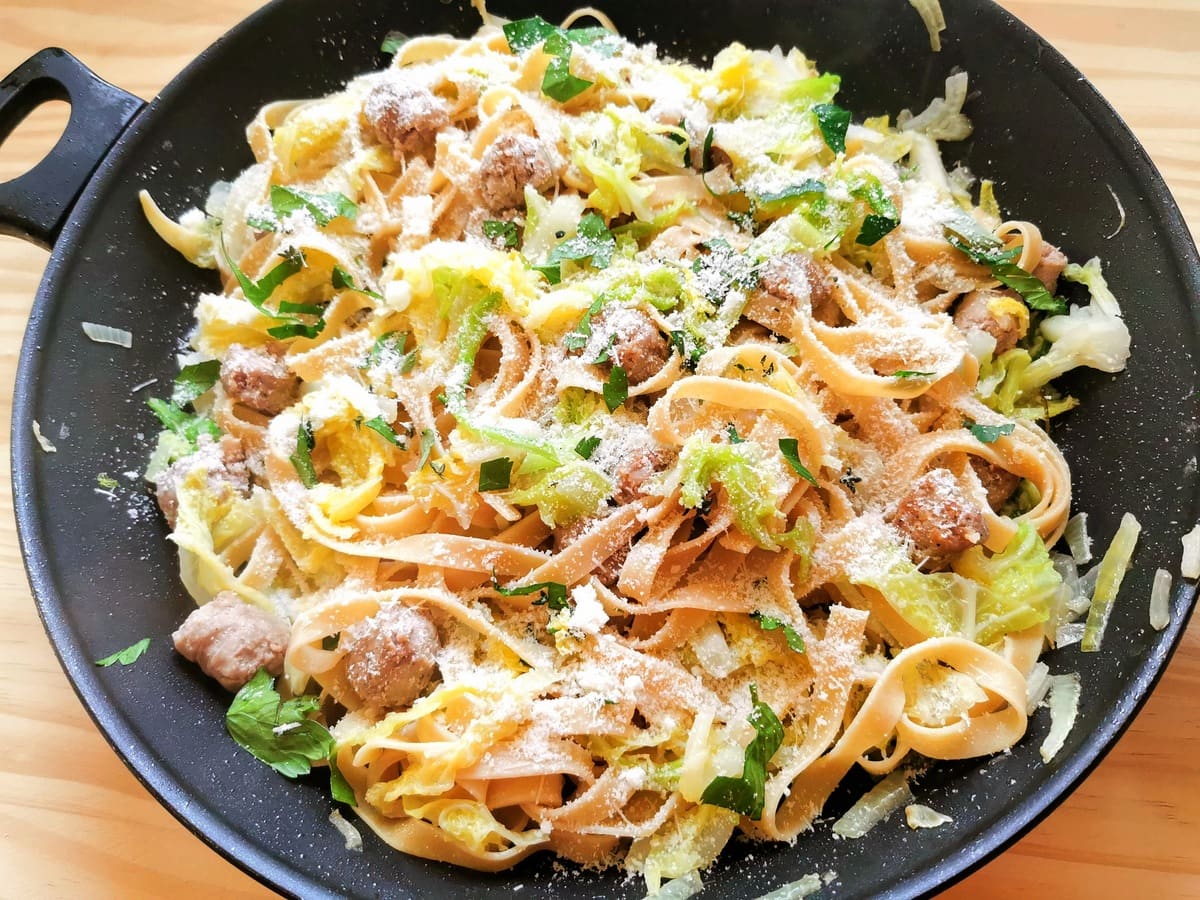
[332,265,384,301]
[478,457,514,492]
[482,219,520,249]
[95,637,150,667]
[171,359,222,405]
[226,668,354,806]
[246,185,358,231]
[778,437,818,486]
[289,422,318,488]
[964,419,1016,443]
[699,684,784,818]
[146,397,221,448]
[534,213,616,284]
[563,295,607,351]
[944,222,1068,315]
[690,238,759,305]
[669,329,704,371]
[362,416,405,448]
[751,613,806,653]
[814,102,851,154]
[503,17,614,103]
[857,213,898,246]
[97,473,120,490]
[491,574,570,611]
[380,31,409,55]
[726,423,745,444]
[574,436,602,459]
[219,238,325,340]
[603,364,628,412]
[363,331,419,374]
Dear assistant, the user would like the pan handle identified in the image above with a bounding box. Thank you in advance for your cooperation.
[0,48,144,249]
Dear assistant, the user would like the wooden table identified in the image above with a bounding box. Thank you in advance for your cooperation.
[0,1,1196,897]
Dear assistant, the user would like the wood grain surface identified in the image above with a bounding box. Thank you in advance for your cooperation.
[0,1,1197,897]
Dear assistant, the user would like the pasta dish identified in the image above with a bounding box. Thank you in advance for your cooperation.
[139,7,1132,892]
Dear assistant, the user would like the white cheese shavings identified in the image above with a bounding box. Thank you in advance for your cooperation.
[32,420,57,453]
[328,809,364,852]
[82,321,133,348]
[1150,568,1172,631]
[904,804,953,829]
[1040,672,1082,763]
[568,583,608,635]
[1181,523,1200,579]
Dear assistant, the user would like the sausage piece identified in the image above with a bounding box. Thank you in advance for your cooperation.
[172,592,290,692]
[362,81,449,157]
[953,289,1028,355]
[479,134,557,211]
[889,468,988,563]
[757,252,838,325]
[341,604,439,709]
[614,444,675,505]
[221,343,300,415]
[1032,242,1068,294]
[590,306,671,386]
[969,457,1022,511]
[155,434,250,528]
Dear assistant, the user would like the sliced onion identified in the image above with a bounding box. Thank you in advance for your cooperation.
[832,770,912,839]
[1082,513,1141,652]
[1063,512,1093,564]
[1181,524,1200,579]
[905,804,952,829]
[1039,672,1081,763]
[907,0,946,51]
[1150,568,1172,631]
[82,321,133,348]
[1025,660,1051,714]
[651,870,704,900]
[328,809,363,852]
[31,420,57,453]
[1055,622,1085,648]
[755,874,824,900]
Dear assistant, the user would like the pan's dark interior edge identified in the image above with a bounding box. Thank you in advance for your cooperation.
[10,0,1200,898]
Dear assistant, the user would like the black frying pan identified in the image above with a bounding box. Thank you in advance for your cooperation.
[4,1,1198,897]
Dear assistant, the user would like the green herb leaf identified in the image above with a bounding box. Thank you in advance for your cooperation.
[225,668,350,809]
[892,370,935,379]
[726,423,745,444]
[95,637,150,667]
[267,320,326,340]
[563,295,607,351]
[603,364,628,412]
[539,213,616,282]
[290,421,317,488]
[702,128,716,172]
[814,102,851,154]
[491,574,570,611]
[363,331,419,373]
[251,184,358,232]
[542,35,592,101]
[147,397,222,447]
[751,613,806,653]
[416,427,439,473]
[778,437,818,486]
[97,473,120,490]
[223,240,305,306]
[574,435,602,459]
[700,684,784,818]
[964,419,1016,443]
[502,16,560,53]
[478,457,514,492]
[944,224,1068,315]
[669,329,703,371]
[755,179,825,209]
[332,265,384,301]
[690,238,760,305]
[172,359,222,405]
[856,214,899,246]
[483,219,520,249]
[381,31,409,55]
[363,416,405,448]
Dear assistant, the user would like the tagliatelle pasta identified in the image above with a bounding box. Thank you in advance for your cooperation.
[140,6,1131,891]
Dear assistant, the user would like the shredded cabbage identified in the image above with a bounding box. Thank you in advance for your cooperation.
[904,804,952,829]
[1039,672,1081,763]
[1150,567,1172,631]
[952,521,1060,646]
[678,437,788,549]
[907,0,947,51]
[899,72,971,141]
[832,769,912,838]
[1081,512,1141,652]
[1181,523,1200,579]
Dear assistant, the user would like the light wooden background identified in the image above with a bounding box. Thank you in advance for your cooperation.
[0,1,1196,897]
